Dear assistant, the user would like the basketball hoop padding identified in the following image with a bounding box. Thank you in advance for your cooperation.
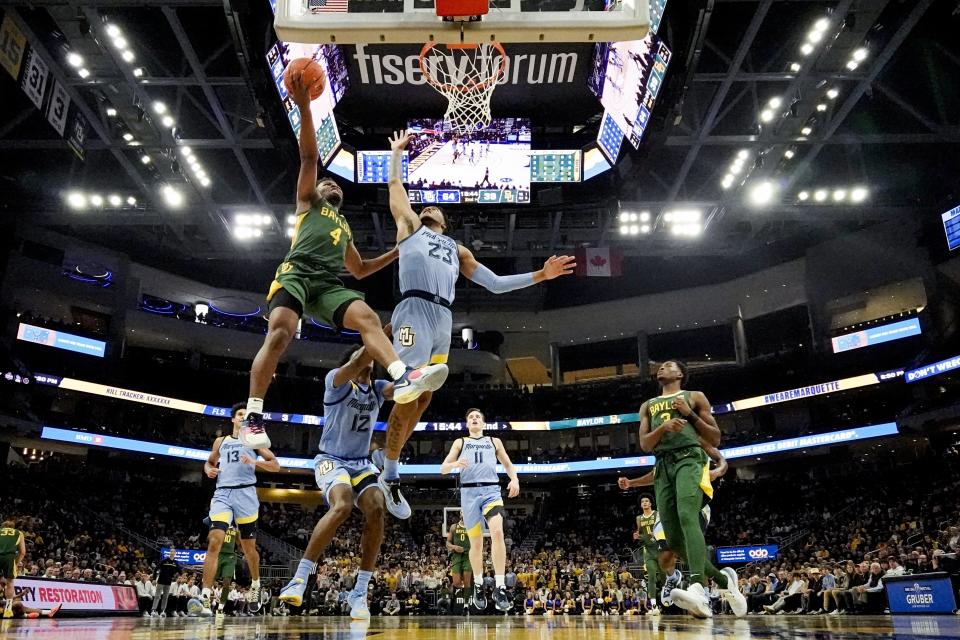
[436,0,489,18]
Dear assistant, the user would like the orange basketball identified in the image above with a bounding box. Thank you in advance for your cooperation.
[284,57,326,100]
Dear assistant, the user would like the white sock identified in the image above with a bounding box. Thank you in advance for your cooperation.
[495,575,505,588]
[251,579,260,591]
[387,361,407,380]
[202,587,212,598]
[246,397,264,415]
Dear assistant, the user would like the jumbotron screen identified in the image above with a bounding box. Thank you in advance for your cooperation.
[405,118,532,205]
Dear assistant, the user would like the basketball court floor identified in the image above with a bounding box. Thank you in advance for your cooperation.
[3,615,958,639]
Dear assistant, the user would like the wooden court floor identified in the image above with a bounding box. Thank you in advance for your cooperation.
[2,614,958,639]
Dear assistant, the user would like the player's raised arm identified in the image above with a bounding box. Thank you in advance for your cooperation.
[204,436,224,479]
[343,242,398,280]
[440,438,468,474]
[672,392,721,447]
[493,437,520,498]
[387,130,421,243]
[458,246,575,294]
[290,74,318,212]
[617,469,656,489]
[332,345,376,388]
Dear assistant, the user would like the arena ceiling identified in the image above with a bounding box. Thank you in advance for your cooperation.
[1,0,959,294]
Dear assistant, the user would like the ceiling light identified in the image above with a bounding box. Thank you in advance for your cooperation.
[619,212,628,222]
[639,211,650,222]
[816,103,828,112]
[813,17,829,32]
[814,189,828,202]
[120,50,135,63]
[67,52,83,68]
[152,102,167,115]
[287,214,298,225]
[127,196,137,206]
[748,180,776,207]
[66,192,87,210]
[89,194,104,207]
[261,214,273,226]
[628,225,639,235]
[800,126,812,136]
[800,43,814,56]
[826,88,839,99]
[286,227,296,238]
[161,185,184,208]
[846,60,858,71]
[784,149,795,159]
[199,177,211,188]
[108,194,122,207]
[195,170,207,181]
[619,225,628,235]
[132,67,144,78]
[798,191,809,201]
[78,68,90,78]
[640,224,651,234]
[253,229,263,238]
[729,162,743,175]
[721,175,735,189]
[629,212,638,222]
[760,109,774,123]
[140,154,151,164]
[807,30,823,43]
[833,189,847,202]
[234,227,253,240]
[663,212,673,222]
[737,149,749,161]
[850,186,868,203]
[235,213,249,226]
[122,132,134,142]
[767,97,782,109]
[106,107,117,117]
[161,115,174,128]
[112,36,128,50]
[789,62,801,72]
[105,24,121,38]
[852,48,868,62]
[180,146,192,156]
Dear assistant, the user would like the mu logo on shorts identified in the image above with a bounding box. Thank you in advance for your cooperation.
[317,460,335,475]
[398,326,416,347]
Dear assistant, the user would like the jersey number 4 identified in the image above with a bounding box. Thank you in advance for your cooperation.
[428,241,453,264]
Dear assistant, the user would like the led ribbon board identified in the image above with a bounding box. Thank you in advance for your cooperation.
[17,323,106,358]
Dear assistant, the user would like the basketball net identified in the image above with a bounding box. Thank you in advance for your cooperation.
[419,42,507,135]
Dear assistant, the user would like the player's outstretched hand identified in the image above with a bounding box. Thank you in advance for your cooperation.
[617,477,630,490]
[389,130,412,152]
[288,72,311,108]
[541,255,576,280]
[507,479,520,498]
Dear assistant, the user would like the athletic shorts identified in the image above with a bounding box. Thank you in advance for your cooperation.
[209,486,260,527]
[0,553,16,580]
[216,558,236,581]
[460,485,503,538]
[656,504,711,553]
[314,454,379,506]
[390,297,452,369]
[450,552,472,574]
[266,265,363,329]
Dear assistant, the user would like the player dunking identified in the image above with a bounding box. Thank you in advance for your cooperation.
[440,408,519,612]
[0,521,25,618]
[637,360,745,618]
[377,130,574,518]
[279,344,391,620]
[199,403,280,616]
[239,73,447,450]
[619,439,732,614]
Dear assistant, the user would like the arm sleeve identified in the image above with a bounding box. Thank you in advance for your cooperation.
[466,262,536,294]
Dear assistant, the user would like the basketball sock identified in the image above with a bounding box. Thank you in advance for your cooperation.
[383,458,399,480]
[202,587,212,599]
[495,575,505,588]
[294,559,316,581]
[353,570,372,595]
[250,579,260,592]
[387,361,407,380]
[246,397,264,416]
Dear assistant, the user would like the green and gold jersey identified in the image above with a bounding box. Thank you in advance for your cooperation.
[450,524,471,553]
[647,390,700,453]
[0,527,21,555]
[281,198,353,276]
[636,511,658,546]
[219,526,237,559]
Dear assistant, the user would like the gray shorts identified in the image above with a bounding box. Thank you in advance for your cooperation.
[460,485,503,537]
[314,454,379,506]
[390,297,452,368]
[209,486,259,525]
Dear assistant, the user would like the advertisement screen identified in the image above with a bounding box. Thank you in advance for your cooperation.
[905,354,960,383]
[529,151,581,183]
[17,323,106,358]
[266,41,348,165]
[14,577,138,613]
[327,147,356,182]
[583,145,613,180]
[716,545,779,564]
[160,547,208,566]
[597,110,625,163]
[885,573,958,614]
[405,118,531,204]
[942,204,960,251]
[831,318,922,353]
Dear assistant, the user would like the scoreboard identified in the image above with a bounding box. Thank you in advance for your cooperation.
[530,151,582,183]
[597,111,625,163]
[316,115,341,166]
[942,204,960,251]
[358,151,408,184]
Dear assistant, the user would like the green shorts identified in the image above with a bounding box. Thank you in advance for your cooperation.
[216,558,236,581]
[267,264,363,329]
[450,553,472,575]
[0,553,17,580]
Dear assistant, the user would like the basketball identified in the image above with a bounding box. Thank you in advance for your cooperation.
[284,57,326,100]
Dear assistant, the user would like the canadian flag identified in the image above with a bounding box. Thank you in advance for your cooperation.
[575,247,622,277]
